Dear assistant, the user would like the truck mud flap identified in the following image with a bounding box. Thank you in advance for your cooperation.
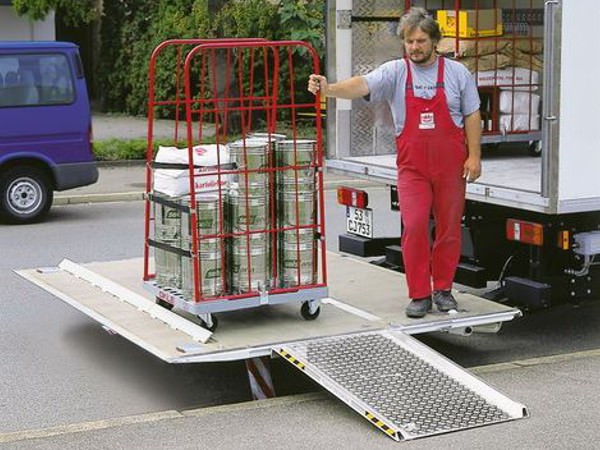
[274,330,528,441]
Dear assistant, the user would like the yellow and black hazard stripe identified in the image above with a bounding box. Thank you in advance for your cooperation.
[365,411,396,438]
[277,349,305,371]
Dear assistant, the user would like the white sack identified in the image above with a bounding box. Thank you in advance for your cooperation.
[153,144,230,197]
[477,67,540,90]
[499,91,541,115]
[500,114,540,133]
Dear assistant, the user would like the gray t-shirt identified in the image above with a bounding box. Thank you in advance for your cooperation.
[363,56,480,136]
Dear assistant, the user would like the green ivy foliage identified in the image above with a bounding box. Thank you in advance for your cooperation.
[12,0,99,26]
[13,0,325,116]
[95,0,325,117]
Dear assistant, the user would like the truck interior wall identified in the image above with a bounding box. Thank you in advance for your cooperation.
[330,1,600,214]
[344,0,547,154]
[349,0,402,158]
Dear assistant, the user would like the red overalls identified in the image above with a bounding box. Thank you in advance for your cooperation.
[395,56,467,300]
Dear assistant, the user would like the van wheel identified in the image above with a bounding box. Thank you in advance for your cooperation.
[0,166,53,224]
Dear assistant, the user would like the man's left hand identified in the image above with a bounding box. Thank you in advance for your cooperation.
[463,156,481,183]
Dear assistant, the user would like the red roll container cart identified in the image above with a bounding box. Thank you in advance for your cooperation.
[143,39,328,331]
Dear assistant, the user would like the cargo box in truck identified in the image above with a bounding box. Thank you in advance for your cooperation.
[326,0,600,309]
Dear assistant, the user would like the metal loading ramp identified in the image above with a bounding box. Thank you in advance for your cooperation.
[274,330,528,441]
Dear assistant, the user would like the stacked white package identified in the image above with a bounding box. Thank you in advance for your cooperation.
[153,144,231,197]
[499,91,541,115]
[500,114,540,133]
[477,67,540,91]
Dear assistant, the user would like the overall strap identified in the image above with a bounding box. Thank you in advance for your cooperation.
[404,57,415,98]
[435,56,445,95]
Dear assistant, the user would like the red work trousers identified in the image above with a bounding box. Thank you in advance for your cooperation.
[396,58,467,300]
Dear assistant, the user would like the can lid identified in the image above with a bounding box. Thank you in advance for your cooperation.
[277,139,316,149]
[247,132,287,141]
[228,139,270,149]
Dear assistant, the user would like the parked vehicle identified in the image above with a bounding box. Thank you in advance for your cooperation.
[327,0,600,310]
[0,41,97,223]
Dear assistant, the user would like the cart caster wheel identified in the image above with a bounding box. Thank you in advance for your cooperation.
[156,298,174,310]
[198,314,218,332]
[528,140,542,157]
[301,302,320,321]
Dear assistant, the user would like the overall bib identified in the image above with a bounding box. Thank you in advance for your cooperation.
[395,57,466,300]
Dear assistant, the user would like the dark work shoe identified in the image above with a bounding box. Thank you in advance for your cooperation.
[433,290,458,312]
[405,297,432,318]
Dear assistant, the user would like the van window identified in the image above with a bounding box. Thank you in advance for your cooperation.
[0,53,75,107]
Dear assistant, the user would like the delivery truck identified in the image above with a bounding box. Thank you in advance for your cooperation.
[327,0,600,310]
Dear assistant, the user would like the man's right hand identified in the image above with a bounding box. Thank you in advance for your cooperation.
[308,74,327,96]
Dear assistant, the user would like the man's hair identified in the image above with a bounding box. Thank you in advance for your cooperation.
[397,7,441,44]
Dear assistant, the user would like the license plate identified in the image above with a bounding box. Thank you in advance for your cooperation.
[346,206,373,239]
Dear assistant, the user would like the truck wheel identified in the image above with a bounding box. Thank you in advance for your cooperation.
[0,166,53,224]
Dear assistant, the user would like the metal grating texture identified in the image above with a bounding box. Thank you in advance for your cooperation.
[353,0,402,17]
[276,330,527,441]
[351,19,400,157]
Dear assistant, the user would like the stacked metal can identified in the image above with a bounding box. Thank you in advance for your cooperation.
[275,139,318,288]
[153,195,183,289]
[180,193,225,299]
[153,136,319,299]
[227,138,272,293]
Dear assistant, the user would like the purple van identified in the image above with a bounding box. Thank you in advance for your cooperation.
[0,41,98,223]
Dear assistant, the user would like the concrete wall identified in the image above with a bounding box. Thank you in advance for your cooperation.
[0,5,55,40]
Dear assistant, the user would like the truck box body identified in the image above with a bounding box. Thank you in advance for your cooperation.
[326,0,600,215]
[326,0,600,308]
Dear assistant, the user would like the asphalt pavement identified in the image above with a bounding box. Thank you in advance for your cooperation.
[20,113,600,449]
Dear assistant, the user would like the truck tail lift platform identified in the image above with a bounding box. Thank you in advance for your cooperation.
[17,252,527,441]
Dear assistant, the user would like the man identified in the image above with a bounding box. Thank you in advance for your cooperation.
[308,7,481,318]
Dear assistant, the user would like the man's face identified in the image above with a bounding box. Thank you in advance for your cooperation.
[404,28,436,65]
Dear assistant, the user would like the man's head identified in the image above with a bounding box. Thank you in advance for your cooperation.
[397,7,441,66]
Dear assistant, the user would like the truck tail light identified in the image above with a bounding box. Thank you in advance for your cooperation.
[506,219,544,246]
[337,186,368,208]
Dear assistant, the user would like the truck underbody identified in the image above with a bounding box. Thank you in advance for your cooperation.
[342,197,600,311]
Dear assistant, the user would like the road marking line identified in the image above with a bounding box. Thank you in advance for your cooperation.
[469,348,600,374]
[0,410,181,444]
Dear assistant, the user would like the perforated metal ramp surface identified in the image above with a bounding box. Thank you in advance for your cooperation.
[275,330,527,441]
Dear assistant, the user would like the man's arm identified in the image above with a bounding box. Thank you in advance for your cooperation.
[463,110,482,182]
[308,74,369,99]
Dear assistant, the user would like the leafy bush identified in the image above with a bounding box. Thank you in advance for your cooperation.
[95,0,325,116]
[12,0,99,25]
[93,138,149,161]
